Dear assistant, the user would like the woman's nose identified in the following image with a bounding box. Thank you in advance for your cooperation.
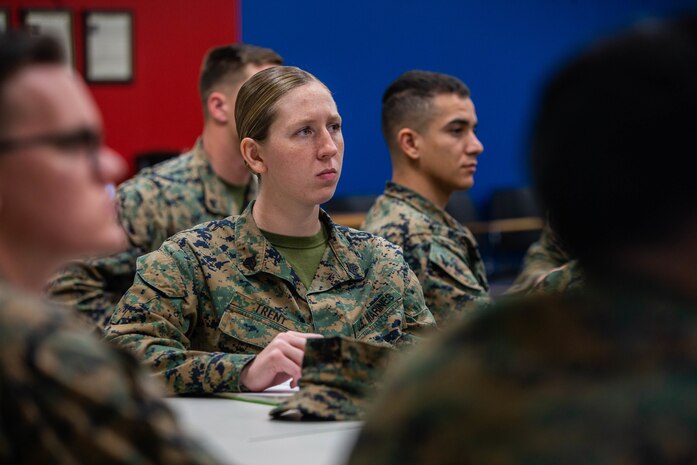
[317,129,339,159]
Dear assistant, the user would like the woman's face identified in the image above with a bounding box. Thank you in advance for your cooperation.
[256,81,343,208]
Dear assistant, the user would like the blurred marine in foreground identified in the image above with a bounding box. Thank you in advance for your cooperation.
[0,31,222,464]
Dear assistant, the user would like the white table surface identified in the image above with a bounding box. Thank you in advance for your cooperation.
[166,397,363,465]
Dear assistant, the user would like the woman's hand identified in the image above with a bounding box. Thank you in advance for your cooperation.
[240,331,323,392]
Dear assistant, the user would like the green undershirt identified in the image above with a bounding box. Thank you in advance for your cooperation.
[260,225,329,289]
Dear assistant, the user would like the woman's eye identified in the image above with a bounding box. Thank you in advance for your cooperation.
[297,127,313,136]
[329,123,341,133]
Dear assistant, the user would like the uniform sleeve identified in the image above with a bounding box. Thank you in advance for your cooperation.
[105,244,255,394]
[45,250,141,332]
[507,221,572,294]
[399,267,437,344]
[398,231,489,325]
[0,301,223,465]
[529,259,585,294]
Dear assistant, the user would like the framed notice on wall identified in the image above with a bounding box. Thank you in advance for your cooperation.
[21,9,74,66]
[84,11,133,83]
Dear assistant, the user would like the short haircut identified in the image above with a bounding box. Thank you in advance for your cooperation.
[0,31,65,136]
[198,43,283,117]
[235,65,322,143]
[531,16,697,271]
[382,70,470,153]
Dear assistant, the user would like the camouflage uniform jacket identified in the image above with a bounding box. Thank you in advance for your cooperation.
[46,138,256,331]
[348,277,697,465]
[0,280,222,465]
[530,258,585,294]
[105,203,436,395]
[361,182,489,324]
[506,221,571,294]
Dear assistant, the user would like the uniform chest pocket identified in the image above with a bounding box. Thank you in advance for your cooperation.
[429,241,485,291]
[218,307,285,350]
[218,294,307,349]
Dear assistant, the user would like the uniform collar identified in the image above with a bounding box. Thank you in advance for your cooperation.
[315,208,366,291]
[194,138,257,216]
[384,181,463,231]
[235,203,365,293]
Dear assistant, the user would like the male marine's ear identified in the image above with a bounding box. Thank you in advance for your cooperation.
[240,138,266,175]
[396,128,420,161]
[207,91,230,124]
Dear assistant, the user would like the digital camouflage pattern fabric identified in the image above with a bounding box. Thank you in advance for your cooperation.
[46,139,256,331]
[270,336,395,421]
[0,280,223,465]
[506,221,571,294]
[530,259,585,294]
[361,182,489,325]
[106,203,435,395]
[347,278,697,465]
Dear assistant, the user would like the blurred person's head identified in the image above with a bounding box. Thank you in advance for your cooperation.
[531,16,697,278]
[382,70,483,207]
[0,31,126,291]
[237,66,343,208]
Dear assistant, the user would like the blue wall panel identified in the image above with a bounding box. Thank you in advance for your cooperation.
[242,0,695,215]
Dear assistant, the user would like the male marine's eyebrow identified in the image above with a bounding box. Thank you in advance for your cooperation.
[445,117,477,128]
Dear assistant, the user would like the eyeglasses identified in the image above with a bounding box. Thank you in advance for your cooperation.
[0,127,102,155]
[0,127,102,175]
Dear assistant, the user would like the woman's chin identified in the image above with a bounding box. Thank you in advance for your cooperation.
[313,185,338,205]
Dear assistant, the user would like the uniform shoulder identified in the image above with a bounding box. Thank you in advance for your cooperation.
[117,151,196,194]
[162,216,238,251]
[334,224,406,260]
[364,196,433,240]
[391,293,574,378]
[134,151,194,178]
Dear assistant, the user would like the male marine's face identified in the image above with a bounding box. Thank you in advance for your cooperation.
[0,65,126,260]
[416,93,483,193]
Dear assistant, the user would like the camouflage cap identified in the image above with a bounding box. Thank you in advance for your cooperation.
[270,336,394,421]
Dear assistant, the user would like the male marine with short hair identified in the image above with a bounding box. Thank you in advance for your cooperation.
[47,43,282,330]
[362,70,489,324]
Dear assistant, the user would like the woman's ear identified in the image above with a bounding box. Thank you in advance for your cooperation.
[240,138,267,175]
[397,128,421,161]
[207,91,229,124]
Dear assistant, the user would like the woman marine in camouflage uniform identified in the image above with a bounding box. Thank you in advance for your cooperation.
[106,66,436,395]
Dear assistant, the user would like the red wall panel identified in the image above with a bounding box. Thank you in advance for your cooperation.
[4,0,240,180]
